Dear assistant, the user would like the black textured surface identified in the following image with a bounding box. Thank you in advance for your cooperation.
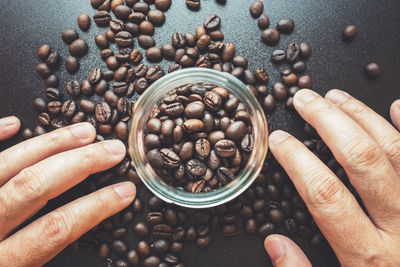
[0,0,399,266]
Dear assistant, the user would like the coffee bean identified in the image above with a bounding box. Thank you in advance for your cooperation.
[293,61,307,73]
[258,222,275,237]
[61,100,76,117]
[65,56,80,74]
[222,43,235,62]
[95,102,112,123]
[250,1,263,18]
[153,224,173,239]
[273,82,288,101]
[262,94,276,112]
[186,0,200,10]
[298,75,312,88]
[46,52,59,68]
[159,148,180,168]
[61,29,79,45]
[115,31,133,47]
[204,14,220,31]
[36,63,52,79]
[152,239,170,255]
[137,241,151,258]
[255,67,269,83]
[143,256,160,267]
[262,28,280,46]
[282,72,298,86]
[94,34,109,49]
[365,63,381,78]
[182,119,204,133]
[133,2,150,13]
[258,14,270,29]
[209,29,224,41]
[114,5,132,20]
[146,47,162,62]
[38,44,51,61]
[186,159,206,177]
[77,14,90,31]
[195,138,211,157]
[299,42,312,59]
[271,49,286,62]
[66,80,81,97]
[111,240,127,255]
[94,10,111,26]
[147,9,165,27]
[343,25,357,41]
[277,18,295,33]
[38,112,50,126]
[185,101,205,118]
[33,98,47,112]
[196,35,211,51]
[45,87,60,102]
[286,43,300,62]
[214,139,236,158]
[69,39,88,57]
[225,121,246,141]
[106,56,120,70]
[138,35,156,49]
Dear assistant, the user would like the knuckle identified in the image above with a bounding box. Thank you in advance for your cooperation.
[42,210,71,246]
[93,191,109,212]
[343,138,382,169]
[44,130,65,148]
[13,167,45,202]
[308,170,345,206]
[382,136,400,160]
[364,249,390,266]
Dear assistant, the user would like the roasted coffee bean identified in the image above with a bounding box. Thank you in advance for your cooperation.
[88,67,102,84]
[94,10,111,26]
[222,224,238,237]
[38,112,50,126]
[250,1,263,18]
[113,66,127,81]
[286,43,300,63]
[182,119,204,133]
[186,0,200,10]
[225,121,246,141]
[195,138,211,157]
[137,241,151,257]
[61,29,79,45]
[277,18,295,33]
[133,2,150,13]
[293,61,307,73]
[184,101,205,118]
[155,0,171,11]
[115,31,133,47]
[231,67,244,78]
[221,43,235,62]
[161,43,176,60]
[80,99,95,113]
[271,49,286,62]
[139,20,154,35]
[152,239,170,255]
[126,250,140,265]
[38,44,51,61]
[44,88,60,101]
[100,49,114,61]
[61,100,76,117]
[143,256,160,267]
[134,63,148,77]
[258,222,275,237]
[66,80,81,97]
[153,224,173,239]
[298,75,312,88]
[111,240,127,255]
[125,22,140,36]
[186,159,206,177]
[77,14,90,31]
[69,39,88,57]
[365,63,381,78]
[171,33,186,49]
[120,209,135,223]
[258,14,270,29]
[196,35,211,51]
[94,79,109,95]
[263,94,276,112]
[147,211,163,224]
[209,29,224,41]
[208,41,224,54]
[214,139,236,158]
[45,75,58,88]
[146,65,164,83]
[232,56,248,69]
[105,29,116,43]
[114,5,132,20]
[262,28,280,46]
[46,52,59,68]
[273,82,288,101]
[255,67,269,83]
[65,56,79,74]
[133,222,149,237]
[94,34,108,49]
[134,77,147,94]
[216,167,235,184]
[343,25,357,41]
[111,227,127,239]
[95,102,112,123]
[204,14,220,31]
[146,47,162,62]
[196,235,212,248]
[147,9,165,27]
[257,85,268,96]
[36,63,52,79]
[299,42,312,59]
[33,98,47,112]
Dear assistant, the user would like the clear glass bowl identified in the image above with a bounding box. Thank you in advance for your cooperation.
[129,68,268,208]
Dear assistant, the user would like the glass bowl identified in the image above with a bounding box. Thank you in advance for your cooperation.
[129,68,268,208]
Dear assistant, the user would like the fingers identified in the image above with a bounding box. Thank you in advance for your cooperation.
[293,89,400,229]
[269,130,379,262]
[0,122,96,187]
[0,116,20,141]
[0,182,136,267]
[390,100,400,131]
[264,235,311,267]
[0,140,126,239]
[326,90,400,174]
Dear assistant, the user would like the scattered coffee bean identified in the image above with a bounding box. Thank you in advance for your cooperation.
[78,14,91,31]
[343,25,357,41]
[365,63,381,78]
[250,1,263,18]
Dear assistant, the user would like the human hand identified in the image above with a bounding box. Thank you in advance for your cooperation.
[264,89,400,266]
[0,117,136,266]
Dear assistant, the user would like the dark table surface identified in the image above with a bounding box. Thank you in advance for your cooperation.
[0,0,399,266]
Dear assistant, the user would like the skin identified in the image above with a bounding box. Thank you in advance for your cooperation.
[264,89,400,266]
[0,120,136,266]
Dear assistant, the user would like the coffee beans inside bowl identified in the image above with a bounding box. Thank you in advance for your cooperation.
[144,82,254,193]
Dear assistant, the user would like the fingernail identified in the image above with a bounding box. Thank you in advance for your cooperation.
[295,89,318,104]
[326,89,350,105]
[103,140,126,156]
[0,116,19,128]
[266,237,285,265]
[114,182,136,199]
[70,122,94,140]
[269,130,290,148]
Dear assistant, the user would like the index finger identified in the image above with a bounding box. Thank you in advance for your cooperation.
[268,130,379,263]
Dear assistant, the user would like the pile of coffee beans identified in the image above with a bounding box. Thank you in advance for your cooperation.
[22,1,381,266]
[144,83,254,193]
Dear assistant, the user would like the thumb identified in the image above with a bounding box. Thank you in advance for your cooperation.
[264,234,312,267]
